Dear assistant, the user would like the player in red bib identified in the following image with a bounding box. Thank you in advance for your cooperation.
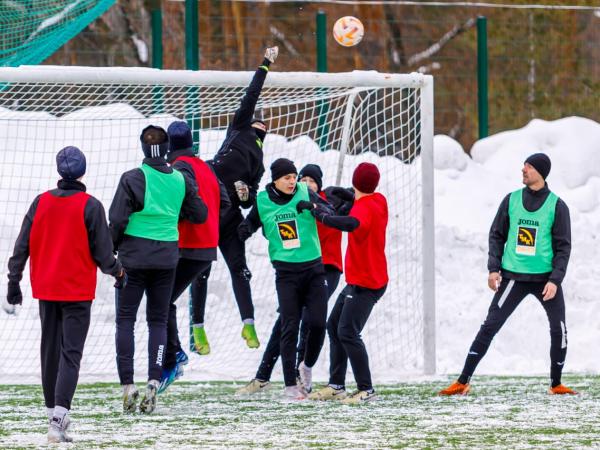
[6,146,124,443]
[309,162,388,404]
[159,121,231,392]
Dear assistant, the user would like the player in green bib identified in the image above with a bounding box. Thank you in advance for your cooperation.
[237,158,333,400]
[440,153,575,396]
[109,125,207,413]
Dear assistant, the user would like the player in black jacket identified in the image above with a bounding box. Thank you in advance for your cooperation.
[109,125,207,414]
[7,146,123,443]
[200,46,278,349]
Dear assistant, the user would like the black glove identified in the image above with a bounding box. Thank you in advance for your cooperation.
[238,221,253,242]
[114,269,127,290]
[7,282,22,305]
[296,200,315,213]
[329,186,355,202]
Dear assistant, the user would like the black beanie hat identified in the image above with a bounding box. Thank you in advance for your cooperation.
[298,164,323,191]
[167,121,193,152]
[525,153,551,179]
[270,158,297,181]
[56,146,86,180]
[140,125,169,158]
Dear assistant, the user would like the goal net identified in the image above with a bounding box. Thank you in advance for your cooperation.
[0,66,435,382]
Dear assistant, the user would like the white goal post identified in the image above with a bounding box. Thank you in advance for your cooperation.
[0,66,435,381]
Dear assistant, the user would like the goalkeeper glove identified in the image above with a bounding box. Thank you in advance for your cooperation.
[264,46,279,64]
[114,269,127,290]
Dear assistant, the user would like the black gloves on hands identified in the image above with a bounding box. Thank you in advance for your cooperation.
[114,269,127,290]
[329,187,355,203]
[7,282,22,305]
[296,200,315,213]
[238,221,253,242]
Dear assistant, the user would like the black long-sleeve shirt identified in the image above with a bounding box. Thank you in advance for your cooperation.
[488,184,571,284]
[7,179,122,286]
[109,157,208,269]
[208,59,271,210]
[241,183,334,272]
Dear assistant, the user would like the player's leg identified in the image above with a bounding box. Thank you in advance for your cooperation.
[535,284,575,394]
[190,264,212,355]
[140,268,176,413]
[298,268,328,393]
[164,258,211,369]
[219,212,257,348]
[38,301,61,422]
[49,301,91,443]
[236,316,282,395]
[337,285,385,404]
[115,268,145,412]
[297,266,340,370]
[275,271,304,398]
[309,286,349,401]
[440,278,529,395]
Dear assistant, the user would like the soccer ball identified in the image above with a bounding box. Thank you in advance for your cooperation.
[333,16,364,47]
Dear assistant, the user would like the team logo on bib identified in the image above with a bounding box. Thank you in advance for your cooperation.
[516,226,537,255]
[278,220,300,249]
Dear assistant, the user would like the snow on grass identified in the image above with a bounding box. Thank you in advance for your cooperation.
[0,376,598,449]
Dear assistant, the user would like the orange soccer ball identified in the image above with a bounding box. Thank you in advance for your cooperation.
[333,16,364,47]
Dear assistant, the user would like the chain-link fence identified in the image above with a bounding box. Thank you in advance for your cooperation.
[43,1,600,149]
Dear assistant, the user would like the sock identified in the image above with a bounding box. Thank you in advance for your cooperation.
[123,383,136,394]
[148,379,160,388]
[46,407,54,421]
[328,384,344,390]
[457,374,471,385]
[52,405,68,427]
[193,323,204,329]
[243,319,254,325]
[551,379,561,388]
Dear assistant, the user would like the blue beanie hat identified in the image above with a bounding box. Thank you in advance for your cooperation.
[167,121,193,152]
[56,146,86,180]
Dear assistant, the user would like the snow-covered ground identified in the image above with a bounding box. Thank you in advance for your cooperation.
[0,108,599,383]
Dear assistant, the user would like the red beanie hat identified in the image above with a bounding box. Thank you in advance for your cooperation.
[352,162,380,194]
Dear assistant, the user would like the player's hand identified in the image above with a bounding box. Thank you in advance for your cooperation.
[296,200,315,213]
[235,181,250,202]
[7,282,22,306]
[114,269,127,290]
[238,221,253,242]
[264,46,279,63]
[542,281,557,301]
[329,186,355,203]
[487,272,501,292]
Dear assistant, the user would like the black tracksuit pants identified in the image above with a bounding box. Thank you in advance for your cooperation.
[164,258,212,369]
[458,278,567,387]
[255,266,341,381]
[276,265,328,387]
[39,300,91,410]
[191,209,254,323]
[328,284,387,391]
[115,267,176,385]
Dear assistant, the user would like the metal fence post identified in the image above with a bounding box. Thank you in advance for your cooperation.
[316,10,329,151]
[477,16,489,139]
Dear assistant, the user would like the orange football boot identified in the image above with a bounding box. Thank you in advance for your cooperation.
[438,381,470,396]
[548,384,578,395]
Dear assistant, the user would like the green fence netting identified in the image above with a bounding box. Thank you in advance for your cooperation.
[0,0,116,67]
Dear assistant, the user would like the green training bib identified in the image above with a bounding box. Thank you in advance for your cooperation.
[256,182,321,263]
[501,188,558,274]
[125,164,185,242]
